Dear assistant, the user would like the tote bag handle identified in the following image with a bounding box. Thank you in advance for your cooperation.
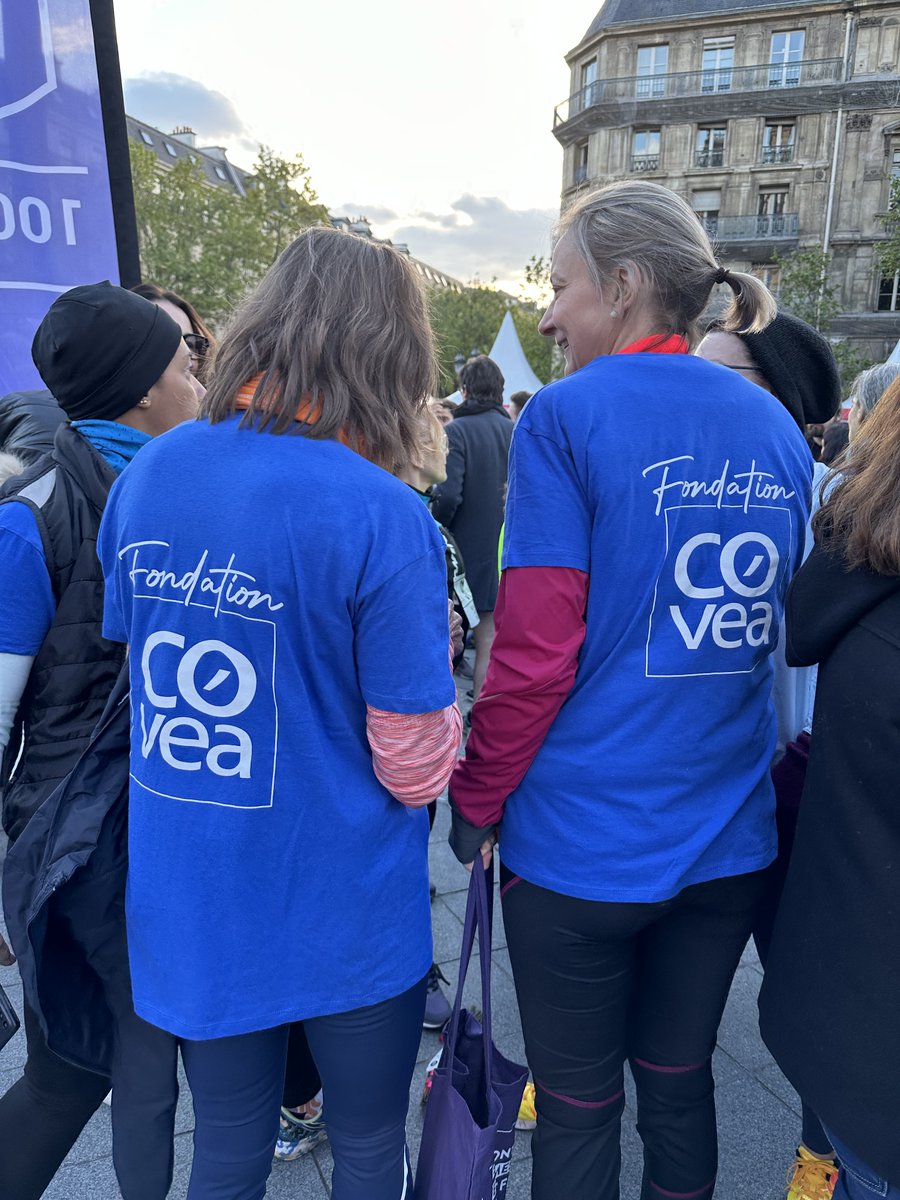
[444,861,495,1094]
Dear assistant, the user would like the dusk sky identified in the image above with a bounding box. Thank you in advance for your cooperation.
[115,1,592,288]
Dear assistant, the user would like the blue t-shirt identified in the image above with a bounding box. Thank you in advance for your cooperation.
[500,353,813,903]
[0,501,55,654]
[98,416,456,1039]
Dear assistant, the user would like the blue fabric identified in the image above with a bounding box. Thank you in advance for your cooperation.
[98,416,455,1039]
[827,1128,898,1199]
[0,500,56,654]
[499,354,813,903]
[70,420,152,474]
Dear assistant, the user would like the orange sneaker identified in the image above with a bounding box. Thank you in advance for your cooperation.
[786,1145,839,1200]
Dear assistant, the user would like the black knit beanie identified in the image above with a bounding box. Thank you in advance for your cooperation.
[31,282,182,421]
[740,312,842,430]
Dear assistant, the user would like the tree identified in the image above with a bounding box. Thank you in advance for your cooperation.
[876,175,900,280]
[130,143,328,327]
[428,281,554,395]
[773,247,871,386]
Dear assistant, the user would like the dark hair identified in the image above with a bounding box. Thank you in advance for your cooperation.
[509,390,531,414]
[459,356,504,406]
[130,283,216,383]
[814,377,900,574]
[201,227,436,472]
[821,420,849,466]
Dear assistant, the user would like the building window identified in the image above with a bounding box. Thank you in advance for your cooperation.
[636,45,668,98]
[579,59,598,110]
[752,263,782,291]
[695,127,726,168]
[139,129,154,146]
[769,31,805,87]
[758,188,788,216]
[762,122,796,164]
[214,165,228,180]
[878,273,900,311]
[575,142,589,186]
[691,189,721,236]
[702,36,734,93]
[890,145,900,207]
[631,129,661,172]
[163,141,178,157]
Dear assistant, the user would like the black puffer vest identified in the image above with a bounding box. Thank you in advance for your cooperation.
[0,424,125,842]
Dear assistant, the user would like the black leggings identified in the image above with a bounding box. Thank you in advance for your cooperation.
[500,864,766,1200]
[0,999,111,1200]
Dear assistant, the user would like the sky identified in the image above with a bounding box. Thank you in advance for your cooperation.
[114,0,594,289]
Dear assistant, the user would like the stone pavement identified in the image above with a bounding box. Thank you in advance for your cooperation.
[0,664,803,1199]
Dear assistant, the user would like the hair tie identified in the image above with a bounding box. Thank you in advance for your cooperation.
[714,266,730,285]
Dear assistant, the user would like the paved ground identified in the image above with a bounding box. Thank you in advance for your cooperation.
[0,663,802,1198]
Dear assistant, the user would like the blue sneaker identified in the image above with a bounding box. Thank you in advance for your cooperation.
[273,1105,327,1161]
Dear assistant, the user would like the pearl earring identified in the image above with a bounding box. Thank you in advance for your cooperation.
[610,309,619,318]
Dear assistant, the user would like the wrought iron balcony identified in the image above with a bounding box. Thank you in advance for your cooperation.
[631,154,661,172]
[761,145,795,164]
[555,58,841,126]
[707,213,799,241]
[694,149,725,168]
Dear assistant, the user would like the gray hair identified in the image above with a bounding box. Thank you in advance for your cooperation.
[0,452,25,487]
[559,181,776,347]
[849,362,900,417]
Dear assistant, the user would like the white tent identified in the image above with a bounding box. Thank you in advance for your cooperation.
[444,310,545,406]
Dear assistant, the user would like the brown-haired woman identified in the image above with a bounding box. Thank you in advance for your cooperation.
[448,180,813,1200]
[760,374,900,1200]
[131,283,216,385]
[99,228,462,1200]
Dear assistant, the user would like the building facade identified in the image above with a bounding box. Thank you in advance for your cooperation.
[553,0,900,360]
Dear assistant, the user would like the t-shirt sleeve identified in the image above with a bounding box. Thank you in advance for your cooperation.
[355,546,457,714]
[502,421,592,572]
[96,489,128,644]
[0,503,56,654]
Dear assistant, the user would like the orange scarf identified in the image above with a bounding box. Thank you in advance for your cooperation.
[233,372,356,450]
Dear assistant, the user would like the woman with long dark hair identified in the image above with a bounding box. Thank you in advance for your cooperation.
[99,228,462,1200]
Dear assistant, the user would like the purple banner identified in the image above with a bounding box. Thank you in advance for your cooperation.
[0,0,122,393]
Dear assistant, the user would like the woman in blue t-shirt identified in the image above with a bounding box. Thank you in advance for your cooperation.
[448,181,813,1200]
[97,229,462,1200]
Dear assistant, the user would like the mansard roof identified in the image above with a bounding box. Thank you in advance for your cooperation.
[581,0,823,42]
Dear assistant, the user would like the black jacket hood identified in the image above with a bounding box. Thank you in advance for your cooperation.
[785,540,900,667]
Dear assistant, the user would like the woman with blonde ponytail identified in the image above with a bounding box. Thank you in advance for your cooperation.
[448,180,812,1200]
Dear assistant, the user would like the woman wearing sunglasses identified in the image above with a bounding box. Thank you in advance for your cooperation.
[131,284,216,384]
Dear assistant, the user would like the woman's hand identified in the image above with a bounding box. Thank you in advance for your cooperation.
[0,933,15,967]
[449,601,464,661]
[465,831,497,872]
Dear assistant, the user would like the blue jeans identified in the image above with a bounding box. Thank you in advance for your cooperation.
[181,976,426,1200]
[827,1128,900,1199]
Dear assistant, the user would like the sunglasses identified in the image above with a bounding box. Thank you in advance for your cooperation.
[183,333,210,357]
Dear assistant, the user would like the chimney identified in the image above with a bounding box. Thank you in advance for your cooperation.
[171,126,197,148]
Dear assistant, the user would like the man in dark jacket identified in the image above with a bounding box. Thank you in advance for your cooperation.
[431,356,512,701]
[0,282,202,1200]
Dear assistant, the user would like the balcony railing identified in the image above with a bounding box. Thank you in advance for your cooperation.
[694,148,725,168]
[631,154,661,172]
[706,213,799,241]
[555,58,841,125]
[761,145,795,164]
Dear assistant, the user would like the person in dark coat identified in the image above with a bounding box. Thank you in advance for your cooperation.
[759,372,900,1199]
[431,355,512,700]
[0,389,65,465]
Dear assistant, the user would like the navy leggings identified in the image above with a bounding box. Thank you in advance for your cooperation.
[181,975,426,1200]
[501,864,766,1200]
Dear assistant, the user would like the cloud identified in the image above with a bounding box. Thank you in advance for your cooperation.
[336,194,558,289]
[124,72,257,154]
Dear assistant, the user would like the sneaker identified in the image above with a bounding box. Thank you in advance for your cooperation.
[423,963,452,1030]
[786,1146,839,1200]
[515,1082,537,1131]
[273,1105,328,1162]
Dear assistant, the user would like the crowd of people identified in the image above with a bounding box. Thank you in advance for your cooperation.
[0,178,897,1200]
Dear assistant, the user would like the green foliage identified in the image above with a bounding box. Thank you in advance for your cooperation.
[130,143,328,327]
[772,247,872,387]
[877,175,900,279]
[428,282,553,395]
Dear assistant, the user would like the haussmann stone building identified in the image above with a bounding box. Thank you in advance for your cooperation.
[552,0,900,362]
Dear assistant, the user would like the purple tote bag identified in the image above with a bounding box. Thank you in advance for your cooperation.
[414,862,528,1200]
